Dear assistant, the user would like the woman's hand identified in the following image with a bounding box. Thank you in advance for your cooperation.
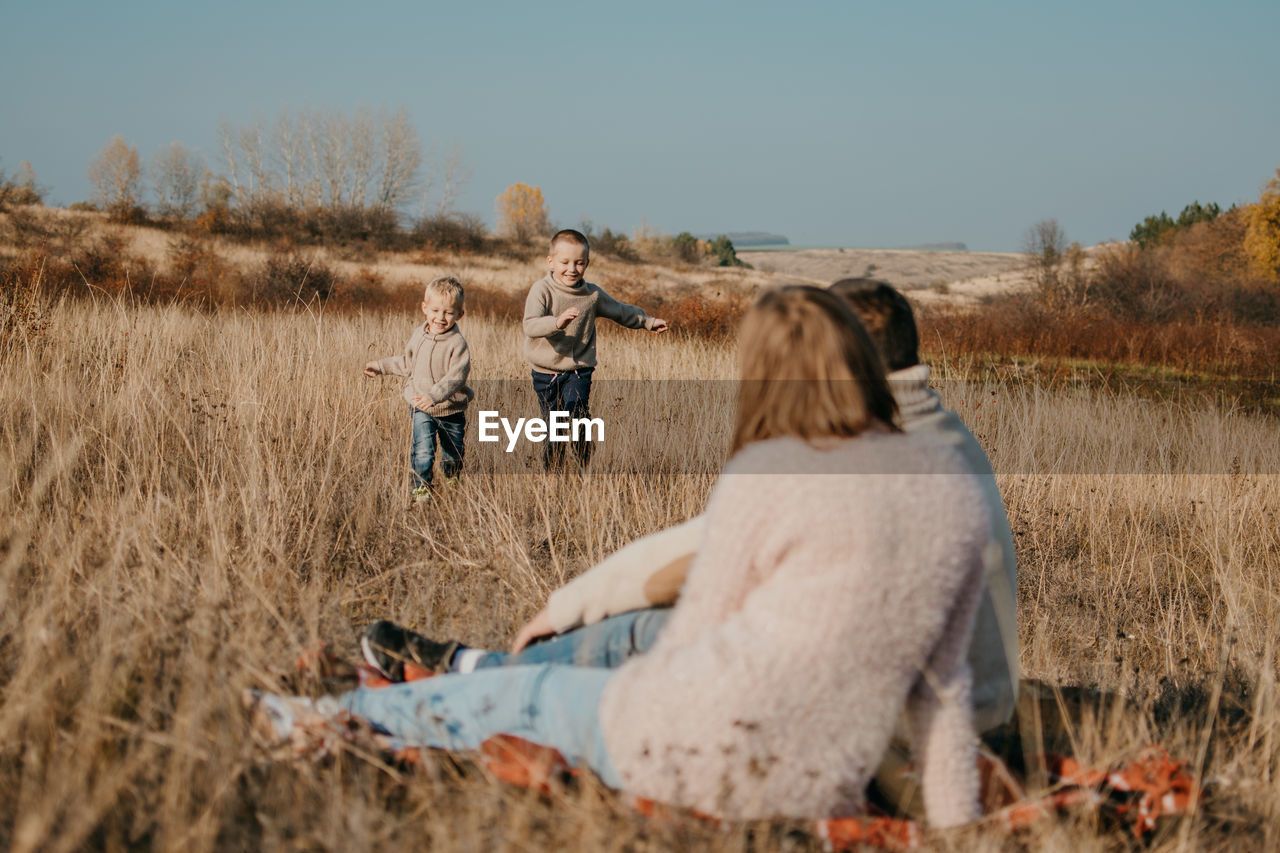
[511,606,556,653]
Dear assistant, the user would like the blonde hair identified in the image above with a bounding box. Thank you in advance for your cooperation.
[423,275,465,309]
[732,286,898,453]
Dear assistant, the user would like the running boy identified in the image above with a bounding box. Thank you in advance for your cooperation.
[365,276,473,498]
[523,229,668,466]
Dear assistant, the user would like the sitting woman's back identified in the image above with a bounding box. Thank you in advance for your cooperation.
[600,431,989,824]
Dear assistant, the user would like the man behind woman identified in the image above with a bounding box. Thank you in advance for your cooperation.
[248,285,995,827]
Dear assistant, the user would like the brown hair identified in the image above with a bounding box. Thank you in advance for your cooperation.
[827,278,920,371]
[732,286,898,453]
[549,228,589,254]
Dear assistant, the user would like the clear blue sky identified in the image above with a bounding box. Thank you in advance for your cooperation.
[3,0,1277,251]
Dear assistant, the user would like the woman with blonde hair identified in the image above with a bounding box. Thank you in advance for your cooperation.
[248,286,989,827]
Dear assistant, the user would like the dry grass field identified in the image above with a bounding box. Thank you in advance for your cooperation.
[2,268,1278,850]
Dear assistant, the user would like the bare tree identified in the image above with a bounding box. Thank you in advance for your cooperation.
[347,107,380,209]
[315,110,349,209]
[237,117,270,204]
[151,142,205,220]
[1023,218,1067,292]
[432,141,471,217]
[214,104,433,221]
[375,106,421,211]
[218,118,241,197]
[272,107,309,208]
[87,135,143,217]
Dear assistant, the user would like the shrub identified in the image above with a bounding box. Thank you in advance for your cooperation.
[709,235,746,268]
[672,231,700,263]
[166,236,233,305]
[248,250,338,305]
[410,213,488,254]
[0,254,52,348]
[591,227,637,261]
[0,161,43,209]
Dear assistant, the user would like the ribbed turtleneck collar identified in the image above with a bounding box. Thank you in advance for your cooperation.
[544,272,589,296]
[420,323,460,342]
[888,363,940,426]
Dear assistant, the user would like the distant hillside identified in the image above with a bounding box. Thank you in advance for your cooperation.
[892,242,968,252]
[695,231,789,246]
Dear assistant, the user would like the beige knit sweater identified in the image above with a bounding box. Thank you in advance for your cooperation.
[598,433,988,827]
[375,324,473,416]
[522,273,657,373]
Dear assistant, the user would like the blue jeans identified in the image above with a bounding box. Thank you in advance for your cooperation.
[338,664,622,787]
[411,409,466,488]
[531,368,593,467]
[460,608,670,671]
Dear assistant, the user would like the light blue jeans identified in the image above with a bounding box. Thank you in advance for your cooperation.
[338,664,622,787]
[459,608,670,671]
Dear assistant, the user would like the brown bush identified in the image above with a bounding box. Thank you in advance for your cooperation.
[410,213,488,254]
[462,284,525,322]
[920,294,1280,378]
[0,254,52,348]
[246,249,339,306]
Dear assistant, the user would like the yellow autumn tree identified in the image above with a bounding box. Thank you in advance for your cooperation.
[1244,168,1280,283]
[495,183,550,243]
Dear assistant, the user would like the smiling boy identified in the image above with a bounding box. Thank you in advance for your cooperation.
[522,229,668,467]
[365,276,473,498]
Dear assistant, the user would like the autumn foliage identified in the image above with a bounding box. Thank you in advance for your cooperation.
[1244,169,1280,283]
[494,183,550,243]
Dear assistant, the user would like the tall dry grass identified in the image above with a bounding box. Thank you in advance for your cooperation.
[1,291,1278,850]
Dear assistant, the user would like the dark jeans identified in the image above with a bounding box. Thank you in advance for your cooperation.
[410,409,466,488]
[531,368,593,468]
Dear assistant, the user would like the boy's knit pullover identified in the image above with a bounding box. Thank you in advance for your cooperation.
[522,273,657,373]
[375,324,473,416]
[599,433,990,826]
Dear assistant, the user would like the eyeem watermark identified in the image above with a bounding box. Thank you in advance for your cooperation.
[478,410,605,452]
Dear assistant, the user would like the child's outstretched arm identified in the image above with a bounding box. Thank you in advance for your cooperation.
[595,289,666,332]
[368,346,413,379]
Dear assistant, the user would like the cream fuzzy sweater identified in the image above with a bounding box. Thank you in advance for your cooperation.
[522,274,657,373]
[598,433,988,826]
[550,364,1018,734]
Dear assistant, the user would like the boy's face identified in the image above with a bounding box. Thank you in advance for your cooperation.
[547,240,590,287]
[421,292,463,335]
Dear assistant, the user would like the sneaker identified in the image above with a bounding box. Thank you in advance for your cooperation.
[411,485,432,501]
[361,620,461,682]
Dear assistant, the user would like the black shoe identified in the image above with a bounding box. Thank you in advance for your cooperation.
[361,621,460,682]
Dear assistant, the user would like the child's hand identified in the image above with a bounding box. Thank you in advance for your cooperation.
[410,395,432,411]
[555,307,580,330]
[364,361,382,377]
[651,318,669,333]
